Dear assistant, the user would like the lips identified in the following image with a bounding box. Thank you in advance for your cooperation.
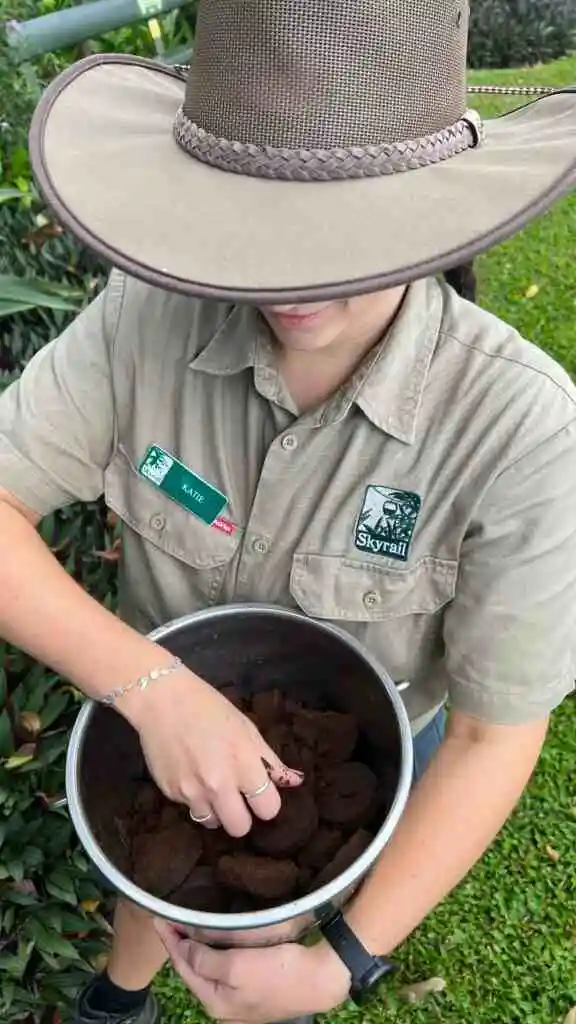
[271,306,330,329]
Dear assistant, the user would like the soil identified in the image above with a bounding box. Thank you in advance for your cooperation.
[121,689,390,911]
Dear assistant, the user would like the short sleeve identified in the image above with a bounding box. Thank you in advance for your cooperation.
[0,271,124,515]
[444,418,576,724]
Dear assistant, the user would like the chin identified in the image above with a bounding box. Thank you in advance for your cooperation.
[277,331,331,352]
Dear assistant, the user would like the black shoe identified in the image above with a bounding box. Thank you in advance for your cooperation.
[73,977,160,1024]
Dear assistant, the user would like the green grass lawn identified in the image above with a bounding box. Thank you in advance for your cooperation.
[155,55,576,1024]
[473,54,576,377]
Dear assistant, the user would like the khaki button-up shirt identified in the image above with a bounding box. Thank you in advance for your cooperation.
[1,272,575,733]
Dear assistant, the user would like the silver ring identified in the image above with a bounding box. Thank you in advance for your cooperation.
[243,778,272,800]
[188,808,213,824]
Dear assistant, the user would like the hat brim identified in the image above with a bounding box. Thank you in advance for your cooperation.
[30,54,576,303]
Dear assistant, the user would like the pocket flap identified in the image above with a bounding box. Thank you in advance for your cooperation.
[290,554,457,621]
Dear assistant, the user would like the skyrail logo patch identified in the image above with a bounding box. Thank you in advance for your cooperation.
[355,486,421,562]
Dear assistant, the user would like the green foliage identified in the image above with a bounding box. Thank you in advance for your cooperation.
[468,0,576,68]
[0,191,108,392]
[471,54,576,379]
[0,274,83,318]
[0,1,575,1020]
[0,501,121,1023]
[0,3,142,1019]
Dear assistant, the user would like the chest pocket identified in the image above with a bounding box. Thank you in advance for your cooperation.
[105,446,239,570]
[290,553,457,622]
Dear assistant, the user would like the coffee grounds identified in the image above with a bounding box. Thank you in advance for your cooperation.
[250,785,318,857]
[317,762,377,829]
[169,867,229,913]
[124,691,387,911]
[312,829,373,889]
[217,854,299,901]
[297,827,343,870]
[132,821,202,896]
[292,707,358,764]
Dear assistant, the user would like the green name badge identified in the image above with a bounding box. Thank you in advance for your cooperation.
[139,445,227,526]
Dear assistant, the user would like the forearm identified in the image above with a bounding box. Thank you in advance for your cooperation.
[0,500,175,718]
[346,711,548,954]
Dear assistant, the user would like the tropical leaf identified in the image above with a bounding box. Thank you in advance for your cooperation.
[0,188,24,204]
[0,275,83,317]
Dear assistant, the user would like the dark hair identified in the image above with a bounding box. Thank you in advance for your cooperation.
[443,262,477,303]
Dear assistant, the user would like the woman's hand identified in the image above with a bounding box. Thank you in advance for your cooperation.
[120,664,302,836]
[155,921,351,1024]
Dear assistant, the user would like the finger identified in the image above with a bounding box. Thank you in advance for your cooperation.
[154,922,198,969]
[155,923,225,1014]
[260,747,305,788]
[181,785,220,829]
[185,940,236,984]
[158,928,236,986]
[154,918,197,948]
[165,946,223,1010]
[186,801,219,829]
[211,785,252,838]
[154,918,185,954]
[238,765,281,821]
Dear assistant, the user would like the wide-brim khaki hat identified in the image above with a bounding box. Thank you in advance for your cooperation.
[29,0,576,303]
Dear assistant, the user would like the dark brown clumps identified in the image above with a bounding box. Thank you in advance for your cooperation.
[217,854,299,901]
[317,762,377,829]
[131,822,202,896]
[250,785,318,857]
[169,867,229,913]
[312,829,373,889]
[297,827,343,870]
[124,689,392,911]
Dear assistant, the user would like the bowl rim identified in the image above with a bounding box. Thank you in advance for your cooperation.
[65,603,414,929]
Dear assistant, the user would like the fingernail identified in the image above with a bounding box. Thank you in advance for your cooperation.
[277,768,305,787]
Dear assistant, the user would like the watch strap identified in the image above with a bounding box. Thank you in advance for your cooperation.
[320,911,395,1004]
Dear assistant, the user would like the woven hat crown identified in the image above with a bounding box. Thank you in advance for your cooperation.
[183,0,470,149]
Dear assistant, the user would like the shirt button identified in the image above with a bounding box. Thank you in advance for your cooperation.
[252,537,269,555]
[363,590,380,609]
[281,433,298,451]
[150,513,166,531]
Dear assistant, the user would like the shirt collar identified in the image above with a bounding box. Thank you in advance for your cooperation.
[189,277,443,443]
[349,276,443,443]
[188,303,299,413]
[188,303,262,376]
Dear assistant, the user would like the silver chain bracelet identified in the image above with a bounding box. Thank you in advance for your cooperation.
[100,657,184,706]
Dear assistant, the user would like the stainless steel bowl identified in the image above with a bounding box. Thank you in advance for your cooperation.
[65,604,413,947]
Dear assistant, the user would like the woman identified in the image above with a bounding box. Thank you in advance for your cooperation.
[2,2,575,1023]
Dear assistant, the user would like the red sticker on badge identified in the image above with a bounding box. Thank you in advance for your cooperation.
[212,515,237,536]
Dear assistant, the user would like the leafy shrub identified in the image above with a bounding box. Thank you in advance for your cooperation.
[0,192,109,389]
[0,167,118,1024]
[0,2,162,1018]
[0,504,120,1024]
[0,189,121,1023]
[468,0,576,69]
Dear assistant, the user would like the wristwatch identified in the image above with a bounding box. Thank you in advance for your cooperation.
[320,910,396,1005]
